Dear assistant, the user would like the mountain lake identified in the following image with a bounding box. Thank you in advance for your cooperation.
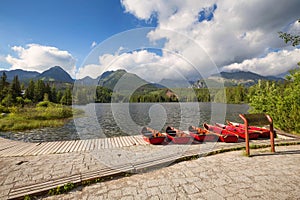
[0,102,249,142]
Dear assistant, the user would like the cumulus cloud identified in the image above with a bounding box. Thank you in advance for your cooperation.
[76,49,206,83]
[222,49,300,76]
[6,44,76,76]
[120,0,300,78]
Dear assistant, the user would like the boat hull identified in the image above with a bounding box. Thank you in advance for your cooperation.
[141,127,166,145]
[216,123,260,140]
[203,123,239,143]
[227,122,271,138]
[143,136,166,145]
[188,126,218,142]
[189,132,218,142]
[165,126,193,144]
[166,134,193,144]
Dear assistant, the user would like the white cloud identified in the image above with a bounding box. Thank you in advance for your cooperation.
[0,55,7,63]
[222,49,300,76]
[91,41,97,48]
[120,0,300,78]
[76,64,101,79]
[76,49,204,83]
[5,44,76,77]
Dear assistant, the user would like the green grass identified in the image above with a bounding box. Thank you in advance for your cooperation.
[0,102,84,131]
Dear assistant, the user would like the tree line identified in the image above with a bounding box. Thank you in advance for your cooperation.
[72,84,249,104]
[0,72,73,107]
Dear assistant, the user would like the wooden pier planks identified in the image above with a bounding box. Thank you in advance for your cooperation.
[0,135,148,157]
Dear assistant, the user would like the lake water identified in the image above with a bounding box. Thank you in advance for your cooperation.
[0,103,249,142]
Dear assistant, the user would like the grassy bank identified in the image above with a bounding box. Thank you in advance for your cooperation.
[0,101,83,131]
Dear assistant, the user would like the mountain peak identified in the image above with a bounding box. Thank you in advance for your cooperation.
[36,66,74,83]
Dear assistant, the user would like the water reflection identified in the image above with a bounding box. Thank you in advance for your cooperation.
[0,103,249,142]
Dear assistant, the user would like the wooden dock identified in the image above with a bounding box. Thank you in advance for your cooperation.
[0,135,148,157]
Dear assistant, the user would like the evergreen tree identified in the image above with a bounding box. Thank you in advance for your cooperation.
[25,79,35,100]
[56,91,63,103]
[95,86,112,103]
[34,80,45,102]
[61,87,72,105]
[0,72,9,101]
[10,75,22,101]
[51,86,57,103]
[2,93,13,107]
[44,83,52,101]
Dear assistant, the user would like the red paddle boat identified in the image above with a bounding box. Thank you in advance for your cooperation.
[203,123,239,143]
[141,127,166,145]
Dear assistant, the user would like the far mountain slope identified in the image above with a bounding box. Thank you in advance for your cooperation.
[193,71,284,88]
[36,66,74,83]
[98,69,149,91]
[0,69,40,82]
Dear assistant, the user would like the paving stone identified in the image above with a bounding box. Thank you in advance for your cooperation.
[145,187,162,196]
[159,193,177,200]
[132,193,147,200]
[188,192,207,199]
[122,186,137,196]
[148,195,160,200]
[120,195,134,200]
[225,195,245,200]
[107,189,122,198]
[201,188,225,200]
[182,183,199,194]
[212,186,233,198]
[171,178,188,186]
[159,184,176,194]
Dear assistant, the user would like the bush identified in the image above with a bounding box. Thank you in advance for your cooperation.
[249,68,300,134]
[0,105,9,113]
[36,101,55,108]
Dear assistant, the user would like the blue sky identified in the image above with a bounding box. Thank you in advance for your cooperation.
[0,0,156,67]
[0,0,299,82]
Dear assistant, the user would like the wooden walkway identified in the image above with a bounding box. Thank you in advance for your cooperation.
[0,136,148,157]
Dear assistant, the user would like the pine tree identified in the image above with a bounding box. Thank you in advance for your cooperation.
[56,91,63,103]
[34,80,45,102]
[25,79,35,101]
[10,75,22,102]
[61,87,72,105]
[44,83,52,101]
[51,86,57,103]
[0,72,9,101]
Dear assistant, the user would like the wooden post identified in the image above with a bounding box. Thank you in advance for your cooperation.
[239,114,250,156]
[239,113,275,156]
[266,115,275,152]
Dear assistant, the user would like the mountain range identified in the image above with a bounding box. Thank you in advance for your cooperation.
[0,66,74,83]
[192,71,284,88]
[0,66,286,88]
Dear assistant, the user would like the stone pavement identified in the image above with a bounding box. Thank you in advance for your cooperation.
[41,145,300,200]
[1,135,300,200]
